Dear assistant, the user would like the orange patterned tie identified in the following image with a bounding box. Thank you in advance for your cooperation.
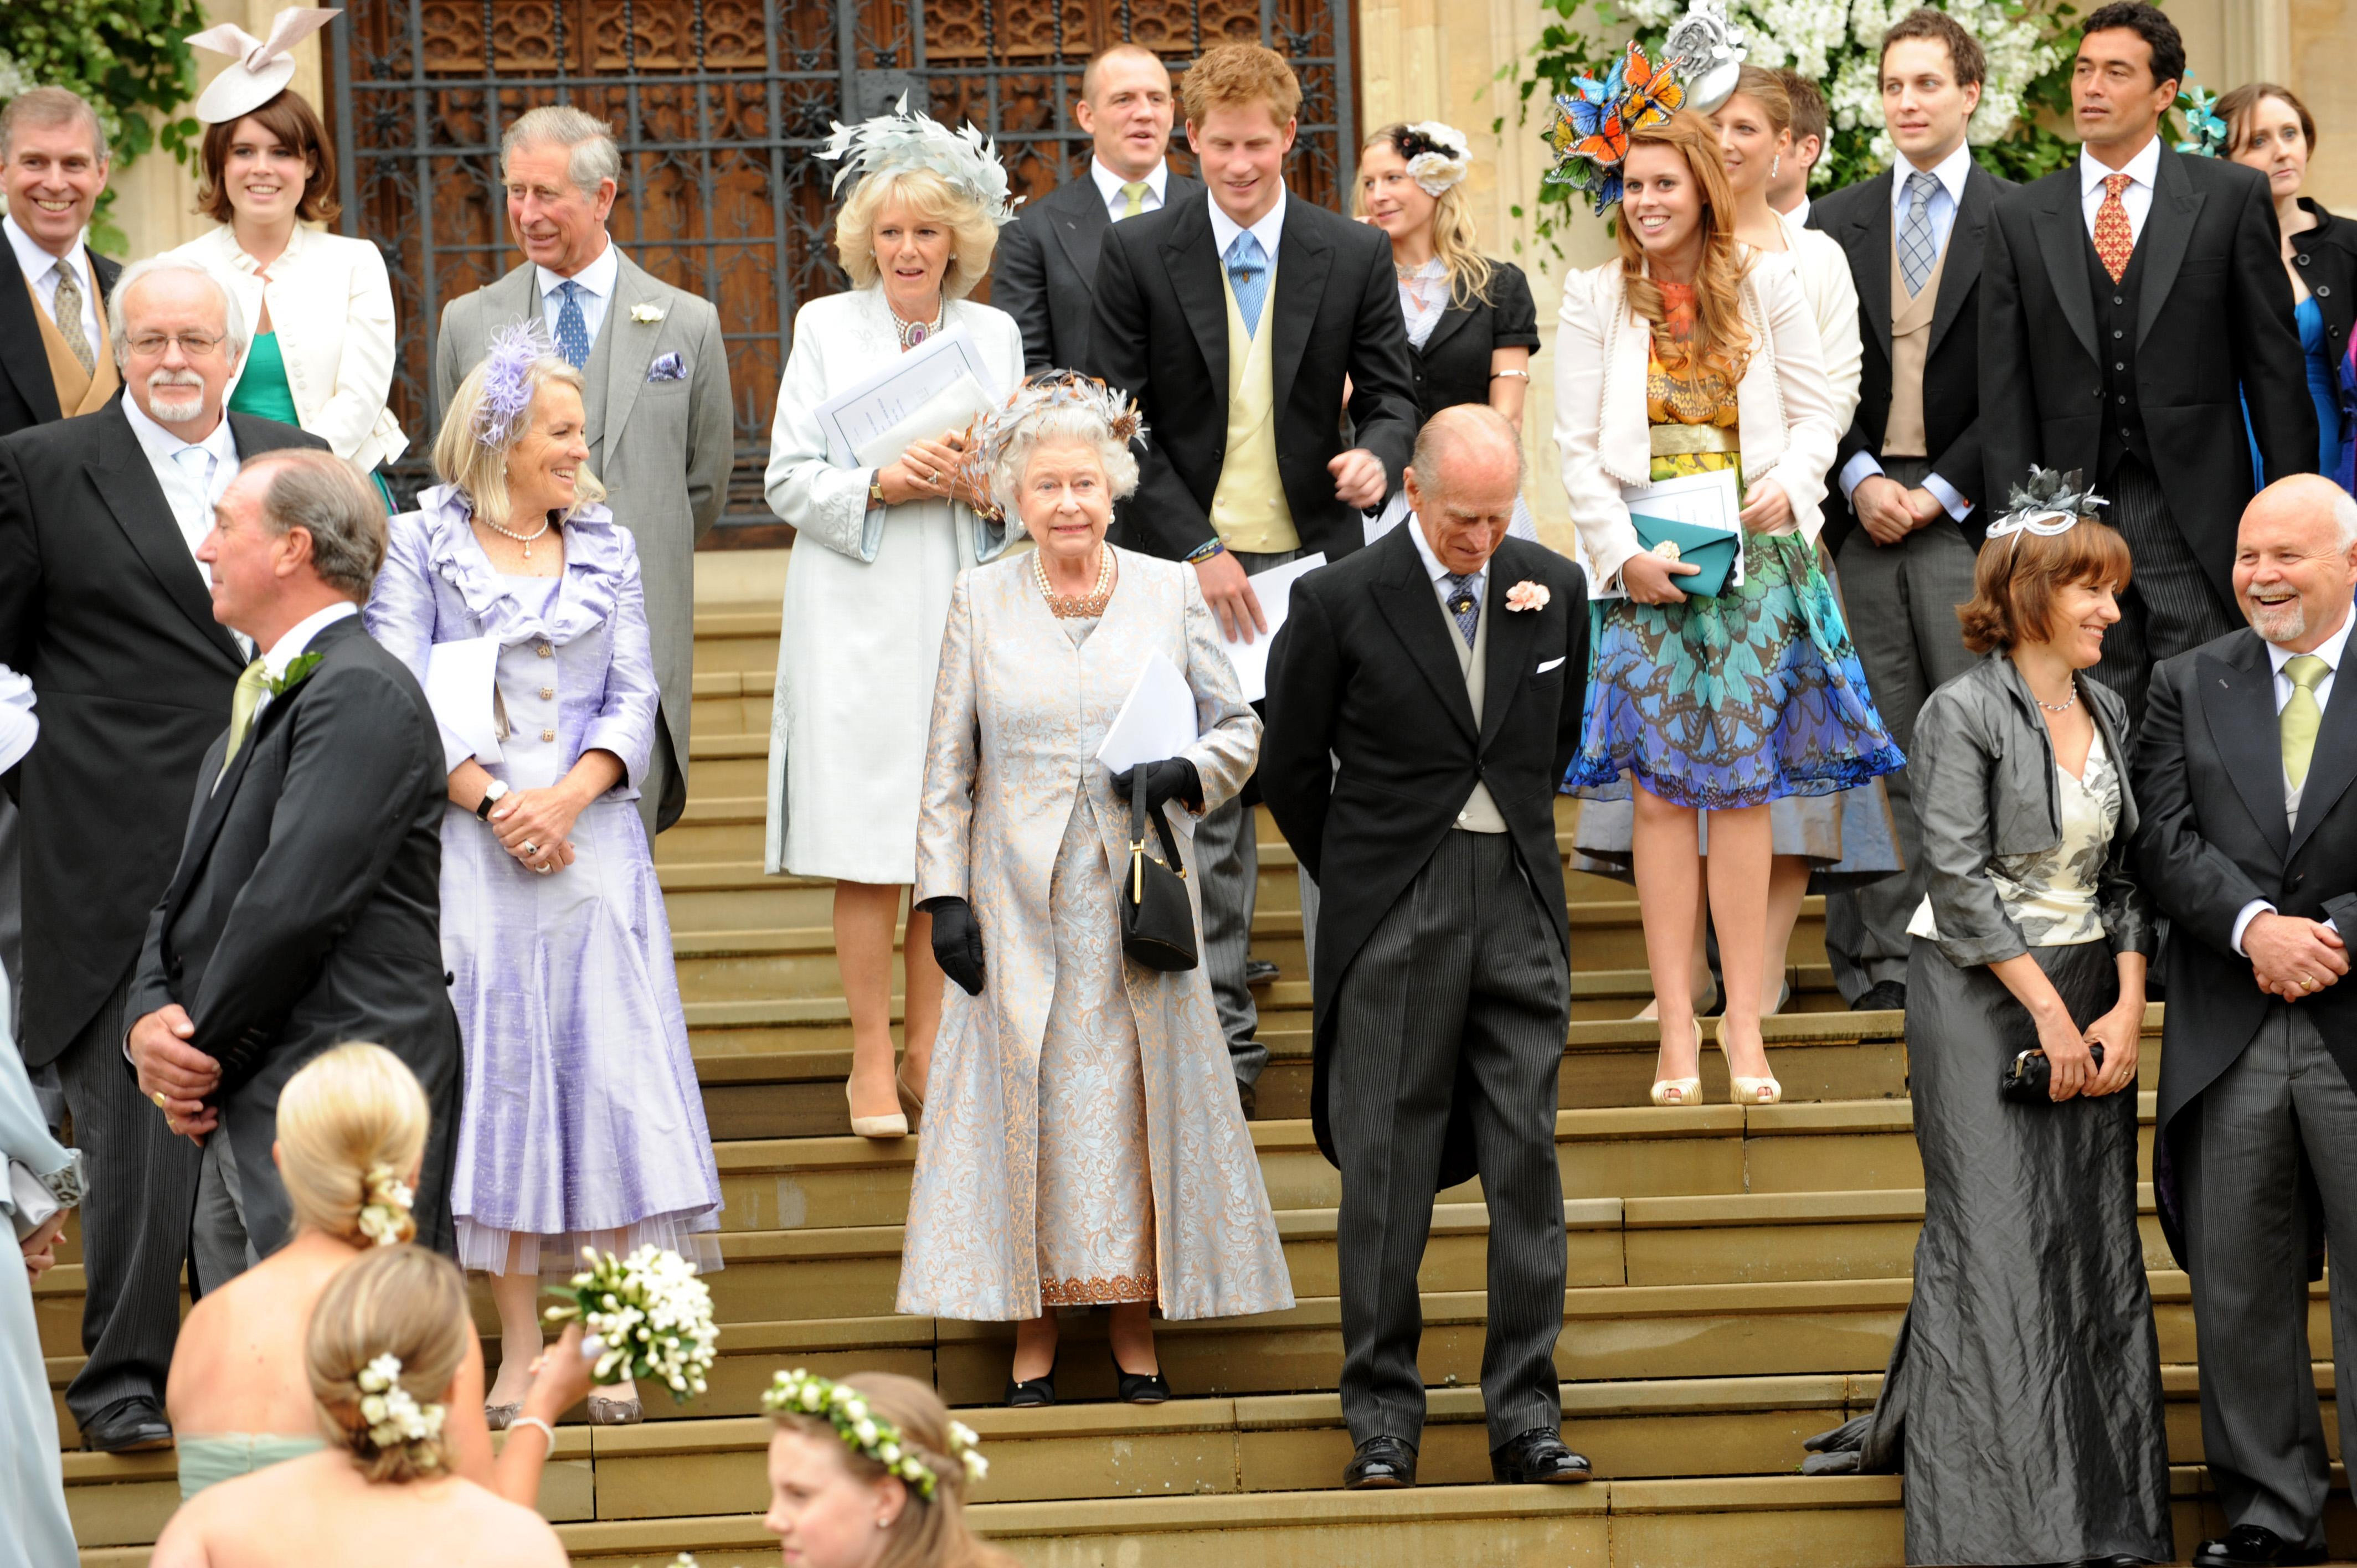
[2093,172,2135,283]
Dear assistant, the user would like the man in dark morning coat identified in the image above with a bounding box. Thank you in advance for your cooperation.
[0,257,323,1453]
[127,449,458,1284]
[2135,475,2357,1568]
[1090,42,1419,1110]
[992,43,1203,374]
[1262,408,1588,1493]
[1980,2,2316,719]
[1808,8,2011,1013]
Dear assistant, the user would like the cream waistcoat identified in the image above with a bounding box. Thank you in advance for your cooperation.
[1442,581,1507,832]
[1207,259,1299,554]
[1881,220,1952,460]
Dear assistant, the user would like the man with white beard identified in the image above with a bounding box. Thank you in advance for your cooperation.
[0,255,323,1452]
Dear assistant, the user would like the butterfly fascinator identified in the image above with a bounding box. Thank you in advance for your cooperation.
[1542,2,1747,215]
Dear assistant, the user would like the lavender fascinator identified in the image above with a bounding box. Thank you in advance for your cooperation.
[474,321,557,450]
[819,92,1021,228]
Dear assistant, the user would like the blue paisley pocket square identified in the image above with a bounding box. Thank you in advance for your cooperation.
[646,351,687,381]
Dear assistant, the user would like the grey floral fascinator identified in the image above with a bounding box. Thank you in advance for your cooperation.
[1986,467,2109,544]
[819,93,1021,228]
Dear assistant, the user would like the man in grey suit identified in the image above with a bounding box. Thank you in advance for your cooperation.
[1262,409,1589,1492]
[2135,475,2357,1568]
[992,44,1203,373]
[434,105,731,833]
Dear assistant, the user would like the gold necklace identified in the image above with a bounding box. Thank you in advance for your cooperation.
[1034,546,1114,617]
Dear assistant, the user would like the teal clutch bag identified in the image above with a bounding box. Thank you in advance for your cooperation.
[1629,512,1740,600]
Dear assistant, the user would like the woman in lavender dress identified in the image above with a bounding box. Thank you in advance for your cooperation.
[365,326,722,1427]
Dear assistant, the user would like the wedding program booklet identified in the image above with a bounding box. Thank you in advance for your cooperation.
[815,324,1004,470]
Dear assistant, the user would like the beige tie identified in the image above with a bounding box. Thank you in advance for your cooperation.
[2282,654,2330,790]
[1120,180,1150,220]
[50,261,94,376]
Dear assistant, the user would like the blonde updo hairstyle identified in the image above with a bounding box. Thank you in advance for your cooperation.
[770,1373,1015,1568]
[988,404,1141,515]
[431,351,608,529]
[836,168,1000,300]
[308,1245,468,1484]
[278,1043,429,1247]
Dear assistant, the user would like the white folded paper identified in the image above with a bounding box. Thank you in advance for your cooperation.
[815,325,1004,468]
[1096,652,1200,774]
[1218,552,1326,704]
[1590,467,1746,601]
[424,636,505,767]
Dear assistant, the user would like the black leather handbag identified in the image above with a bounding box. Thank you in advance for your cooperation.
[1998,1042,2104,1105]
[1120,768,1199,972]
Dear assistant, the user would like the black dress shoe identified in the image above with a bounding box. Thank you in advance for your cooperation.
[1852,980,1907,1013]
[1003,1358,1057,1408]
[2193,1525,2326,1567]
[1244,958,1280,987]
[81,1395,173,1453]
[2077,1557,2153,1567]
[1111,1347,1171,1404]
[1490,1427,1593,1484]
[1342,1435,1417,1489]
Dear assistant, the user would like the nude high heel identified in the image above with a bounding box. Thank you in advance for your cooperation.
[1650,1019,1704,1107]
[845,1080,908,1140]
[1718,1019,1783,1106]
[894,1069,924,1134]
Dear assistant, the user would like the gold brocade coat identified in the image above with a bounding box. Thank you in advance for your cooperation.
[899,548,1294,1322]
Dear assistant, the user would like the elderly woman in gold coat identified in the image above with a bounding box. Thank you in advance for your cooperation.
[899,376,1293,1407]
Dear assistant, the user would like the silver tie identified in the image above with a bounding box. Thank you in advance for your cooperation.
[1898,170,1939,297]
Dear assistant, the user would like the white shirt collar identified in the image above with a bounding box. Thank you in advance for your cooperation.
[536,234,620,302]
[2079,135,2162,200]
[1894,140,1974,208]
[1405,514,1485,586]
[263,601,358,678]
[2266,605,2357,679]
[1091,158,1168,205]
[1206,186,1286,266]
[3,212,88,292]
[123,393,237,473]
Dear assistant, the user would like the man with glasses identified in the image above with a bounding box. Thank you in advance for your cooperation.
[0,255,322,1453]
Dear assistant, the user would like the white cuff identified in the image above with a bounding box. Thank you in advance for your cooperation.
[2232,900,2277,957]
[1838,450,1883,502]
[1921,471,1972,522]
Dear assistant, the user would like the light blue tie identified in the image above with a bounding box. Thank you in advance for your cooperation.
[1898,170,1940,297]
[1444,573,1481,648]
[553,280,591,369]
[1224,232,1269,338]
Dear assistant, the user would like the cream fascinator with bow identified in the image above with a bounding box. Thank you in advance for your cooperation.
[186,7,344,125]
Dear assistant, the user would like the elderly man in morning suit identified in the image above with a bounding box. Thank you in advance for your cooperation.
[2135,474,2357,1568]
[434,105,731,835]
[991,44,1203,373]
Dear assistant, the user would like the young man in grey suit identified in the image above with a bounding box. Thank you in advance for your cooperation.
[1808,9,2010,1012]
[992,44,1203,374]
[128,450,459,1281]
[434,105,732,833]
[2135,476,2357,1568]
[1263,408,1589,1493]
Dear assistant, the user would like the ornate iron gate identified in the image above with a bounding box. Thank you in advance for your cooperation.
[327,0,1358,539]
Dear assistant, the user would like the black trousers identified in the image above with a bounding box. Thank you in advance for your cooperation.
[2092,456,2237,719]
[1328,831,1569,1448]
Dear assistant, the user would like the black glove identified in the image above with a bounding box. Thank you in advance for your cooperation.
[920,895,985,997]
[1113,756,1203,814]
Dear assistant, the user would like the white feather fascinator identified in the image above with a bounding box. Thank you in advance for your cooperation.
[819,92,1021,228]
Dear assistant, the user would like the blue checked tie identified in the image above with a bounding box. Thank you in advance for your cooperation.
[1445,573,1481,647]
[1898,170,1939,297]
[553,279,591,368]
[1225,231,1269,337]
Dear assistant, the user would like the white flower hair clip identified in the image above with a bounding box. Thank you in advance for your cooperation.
[354,1353,447,1459]
[355,1163,415,1247]
[1395,122,1473,197]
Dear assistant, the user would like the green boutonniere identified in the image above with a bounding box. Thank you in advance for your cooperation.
[267,651,325,698]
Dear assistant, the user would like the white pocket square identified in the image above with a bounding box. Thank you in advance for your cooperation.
[1536,657,1566,674]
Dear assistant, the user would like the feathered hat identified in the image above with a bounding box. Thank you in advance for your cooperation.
[955,371,1146,503]
[1985,467,2109,545]
[819,92,1020,227]
[1541,1,1747,215]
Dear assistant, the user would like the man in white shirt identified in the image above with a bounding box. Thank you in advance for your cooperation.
[993,44,1206,373]
[2134,474,2357,1568]
[1808,8,2013,1012]
[0,255,323,1453]
[1981,1,2315,719]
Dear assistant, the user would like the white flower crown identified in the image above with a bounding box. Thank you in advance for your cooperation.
[762,1369,988,1499]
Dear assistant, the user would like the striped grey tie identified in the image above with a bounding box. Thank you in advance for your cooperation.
[1898,170,1939,297]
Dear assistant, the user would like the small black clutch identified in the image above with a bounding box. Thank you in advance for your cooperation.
[1999,1042,2105,1104]
[1119,768,1199,972]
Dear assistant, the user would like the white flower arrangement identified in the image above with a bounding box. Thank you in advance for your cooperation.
[543,1245,718,1402]
[1398,121,1473,197]
[354,1164,415,1247]
[761,1369,989,1498]
[355,1352,447,1456]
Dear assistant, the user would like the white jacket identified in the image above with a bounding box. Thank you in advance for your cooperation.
[171,223,406,473]
[1773,207,1864,434]
[1551,250,1843,589]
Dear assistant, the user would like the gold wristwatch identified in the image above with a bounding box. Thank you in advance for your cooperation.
[868,472,887,510]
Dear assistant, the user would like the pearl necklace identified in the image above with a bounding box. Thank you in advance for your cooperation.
[894,296,945,350]
[483,512,553,559]
[2035,684,2078,714]
[1035,546,1115,618]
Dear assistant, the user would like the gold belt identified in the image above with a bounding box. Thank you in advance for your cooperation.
[1650,424,1741,456]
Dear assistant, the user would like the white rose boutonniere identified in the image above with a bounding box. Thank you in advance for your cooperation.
[630,302,666,324]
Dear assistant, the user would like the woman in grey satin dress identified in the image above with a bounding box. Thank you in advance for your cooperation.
[1807,481,2169,1566]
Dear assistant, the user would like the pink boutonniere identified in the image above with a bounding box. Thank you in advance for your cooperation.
[1505,580,1550,612]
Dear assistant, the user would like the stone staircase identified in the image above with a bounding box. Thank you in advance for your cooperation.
[39,601,2357,1565]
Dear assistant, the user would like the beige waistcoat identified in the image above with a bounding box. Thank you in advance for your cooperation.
[1440,582,1507,833]
[1881,223,1951,460]
[25,271,119,419]
[1208,259,1300,554]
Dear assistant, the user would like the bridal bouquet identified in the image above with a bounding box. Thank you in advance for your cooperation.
[543,1245,718,1402]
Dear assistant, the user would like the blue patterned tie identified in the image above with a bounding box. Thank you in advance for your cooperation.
[1445,572,1481,647]
[553,280,591,368]
[1898,170,1939,297]
[1225,231,1269,337]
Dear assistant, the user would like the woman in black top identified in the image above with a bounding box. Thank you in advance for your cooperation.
[1354,121,1541,535]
